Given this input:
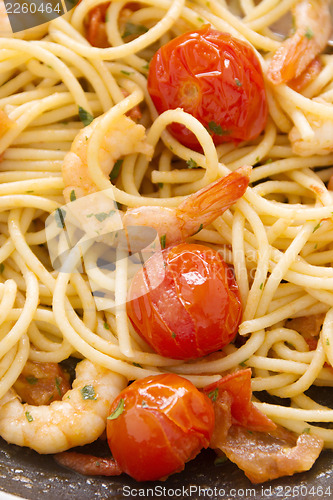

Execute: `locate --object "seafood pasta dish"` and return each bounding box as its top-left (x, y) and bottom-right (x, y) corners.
top-left (0, 0), bottom-right (333, 485)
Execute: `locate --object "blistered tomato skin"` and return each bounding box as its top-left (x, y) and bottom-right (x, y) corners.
top-left (127, 243), bottom-right (242, 360)
top-left (147, 25), bottom-right (268, 150)
top-left (106, 374), bottom-right (215, 481)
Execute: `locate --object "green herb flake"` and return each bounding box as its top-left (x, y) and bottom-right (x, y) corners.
top-left (248, 430), bottom-right (253, 435)
top-left (55, 377), bottom-right (62, 397)
top-left (133, 362), bottom-right (142, 368)
top-left (171, 331), bottom-right (176, 339)
top-left (314, 243), bottom-right (318, 249)
top-left (121, 70), bottom-right (132, 76)
top-left (239, 358), bottom-right (249, 367)
top-left (81, 385), bottom-right (96, 400)
top-left (0, 263), bottom-right (4, 274)
top-left (259, 282), bottom-right (263, 290)
top-left (122, 22), bottom-right (148, 39)
top-left (197, 17), bottom-right (204, 22)
top-left (255, 156), bottom-right (260, 163)
top-left (142, 62), bottom-right (149, 70)
top-left (235, 78), bottom-right (242, 87)
top-left (303, 427), bottom-right (311, 434)
top-left (305, 27), bottom-right (313, 39)
top-left (313, 222), bottom-right (321, 232)
top-left (110, 159), bottom-right (123, 181)
top-left (208, 388), bottom-right (218, 402)
top-left (95, 461), bottom-right (101, 467)
top-left (26, 190), bottom-right (34, 194)
top-left (25, 411), bottom-right (33, 422)
top-left (26, 375), bottom-right (38, 385)
top-left (192, 223), bottom-right (203, 236)
top-left (141, 400), bottom-right (149, 408)
top-left (326, 338), bottom-right (330, 345)
top-left (107, 398), bottom-right (125, 420)
top-left (87, 209), bottom-right (115, 222)
top-left (158, 182), bottom-right (164, 189)
top-left (187, 158), bottom-right (198, 169)
top-left (265, 158), bottom-right (273, 164)
top-left (160, 234), bottom-right (166, 249)
top-left (70, 190), bottom-right (76, 202)
top-left (104, 322), bottom-right (110, 330)
top-left (78, 106), bottom-right (94, 126)
top-left (55, 208), bottom-right (66, 229)
top-left (214, 455), bottom-right (228, 466)
top-left (208, 121), bottom-right (228, 136)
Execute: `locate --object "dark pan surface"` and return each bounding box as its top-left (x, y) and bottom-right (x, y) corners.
top-left (0, 386), bottom-right (332, 499)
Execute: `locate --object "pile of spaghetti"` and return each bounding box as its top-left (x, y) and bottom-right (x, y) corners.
top-left (0, 0), bottom-right (333, 484)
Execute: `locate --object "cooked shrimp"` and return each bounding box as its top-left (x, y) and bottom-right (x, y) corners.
top-left (123, 166), bottom-right (251, 247)
top-left (62, 114), bottom-right (153, 202)
top-left (289, 108), bottom-right (333, 156)
top-left (0, 360), bottom-right (127, 453)
top-left (62, 115), bottom-right (250, 246)
top-left (267, 0), bottom-right (332, 85)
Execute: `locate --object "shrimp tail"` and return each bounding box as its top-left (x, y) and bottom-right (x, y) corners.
top-left (177, 165), bottom-right (251, 226)
top-left (267, 0), bottom-right (332, 85)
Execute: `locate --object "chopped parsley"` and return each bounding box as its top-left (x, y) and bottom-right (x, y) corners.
top-left (55, 377), bottom-right (62, 397)
top-left (120, 70), bottom-right (132, 76)
top-left (26, 375), bottom-right (38, 385)
top-left (87, 210), bottom-right (115, 222)
top-left (187, 158), bottom-right (198, 169)
top-left (158, 183), bottom-right (164, 189)
top-left (197, 17), bottom-right (204, 22)
top-left (208, 388), bottom-right (218, 402)
top-left (55, 208), bottom-right (66, 229)
top-left (160, 234), bottom-right (166, 249)
top-left (171, 331), bottom-right (176, 339)
top-left (239, 359), bottom-right (249, 367)
top-left (265, 158), bottom-right (273, 164)
top-left (214, 456), bottom-right (228, 466)
top-left (109, 159), bottom-right (123, 181)
top-left (70, 190), bottom-right (76, 202)
top-left (107, 398), bottom-right (124, 420)
top-left (0, 263), bottom-right (4, 274)
top-left (133, 362), bottom-right (142, 368)
top-left (122, 22), bottom-right (148, 39)
top-left (259, 282), bottom-right (263, 290)
top-left (78, 106), bottom-right (94, 126)
top-left (313, 222), bottom-right (321, 233)
top-left (303, 427), bottom-right (311, 434)
top-left (208, 121), bottom-right (229, 136)
top-left (305, 27), bottom-right (313, 39)
top-left (142, 62), bottom-right (149, 70)
top-left (235, 78), bottom-right (242, 87)
top-left (326, 338), bottom-right (330, 346)
top-left (25, 411), bottom-right (33, 422)
top-left (104, 322), bottom-right (110, 330)
top-left (81, 385), bottom-right (96, 400)
top-left (192, 223), bottom-right (203, 236)
top-left (141, 400), bottom-right (149, 407)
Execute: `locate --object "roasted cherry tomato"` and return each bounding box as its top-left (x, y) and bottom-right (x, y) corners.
top-left (147, 25), bottom-right (268, 150)
top-left (127, 243), bottom-right (242, 360)
top-left (106, 373), bottom-right (214, 481)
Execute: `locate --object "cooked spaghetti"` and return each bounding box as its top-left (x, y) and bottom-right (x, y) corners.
top-left (0, 0), bottom-right (333, 481)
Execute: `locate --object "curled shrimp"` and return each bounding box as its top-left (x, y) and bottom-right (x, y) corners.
top-left (0, 360), bottom-right (127, 453)
top-left (267, 0), bottom-right (332, 85)
top-left (289, 102), bottom-right (333, 156)
top-left (62, 114), bottom-right (251, 246)
top-left (62, 114), bottom-right (153, 202)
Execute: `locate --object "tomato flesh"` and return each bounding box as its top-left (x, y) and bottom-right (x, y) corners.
top-left (148, 25), bottom-right (268, 150)
top-left (127, 243), bottom-right (242, 360)
top-left (106, 373), bottom-right (214, 481)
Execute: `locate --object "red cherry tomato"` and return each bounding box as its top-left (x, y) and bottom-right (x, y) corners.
top-left (106, 373), bottom-right (214, 481)
top-left (127, 243), bottom-right (242, 360)
top-left (147, 25), bottom-right (268, 150)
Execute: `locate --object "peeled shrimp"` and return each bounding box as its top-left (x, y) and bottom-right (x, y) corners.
top-left (267, 0), bottom-right (332, 85)
top-left (0, 360), bottom-right (126, 453)
top-left (62, 114), bottom-right (251, 246)
top-left (289, 106), bottom-right (333, 155)
top-left (62, 114), bottom-right (153, 202)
